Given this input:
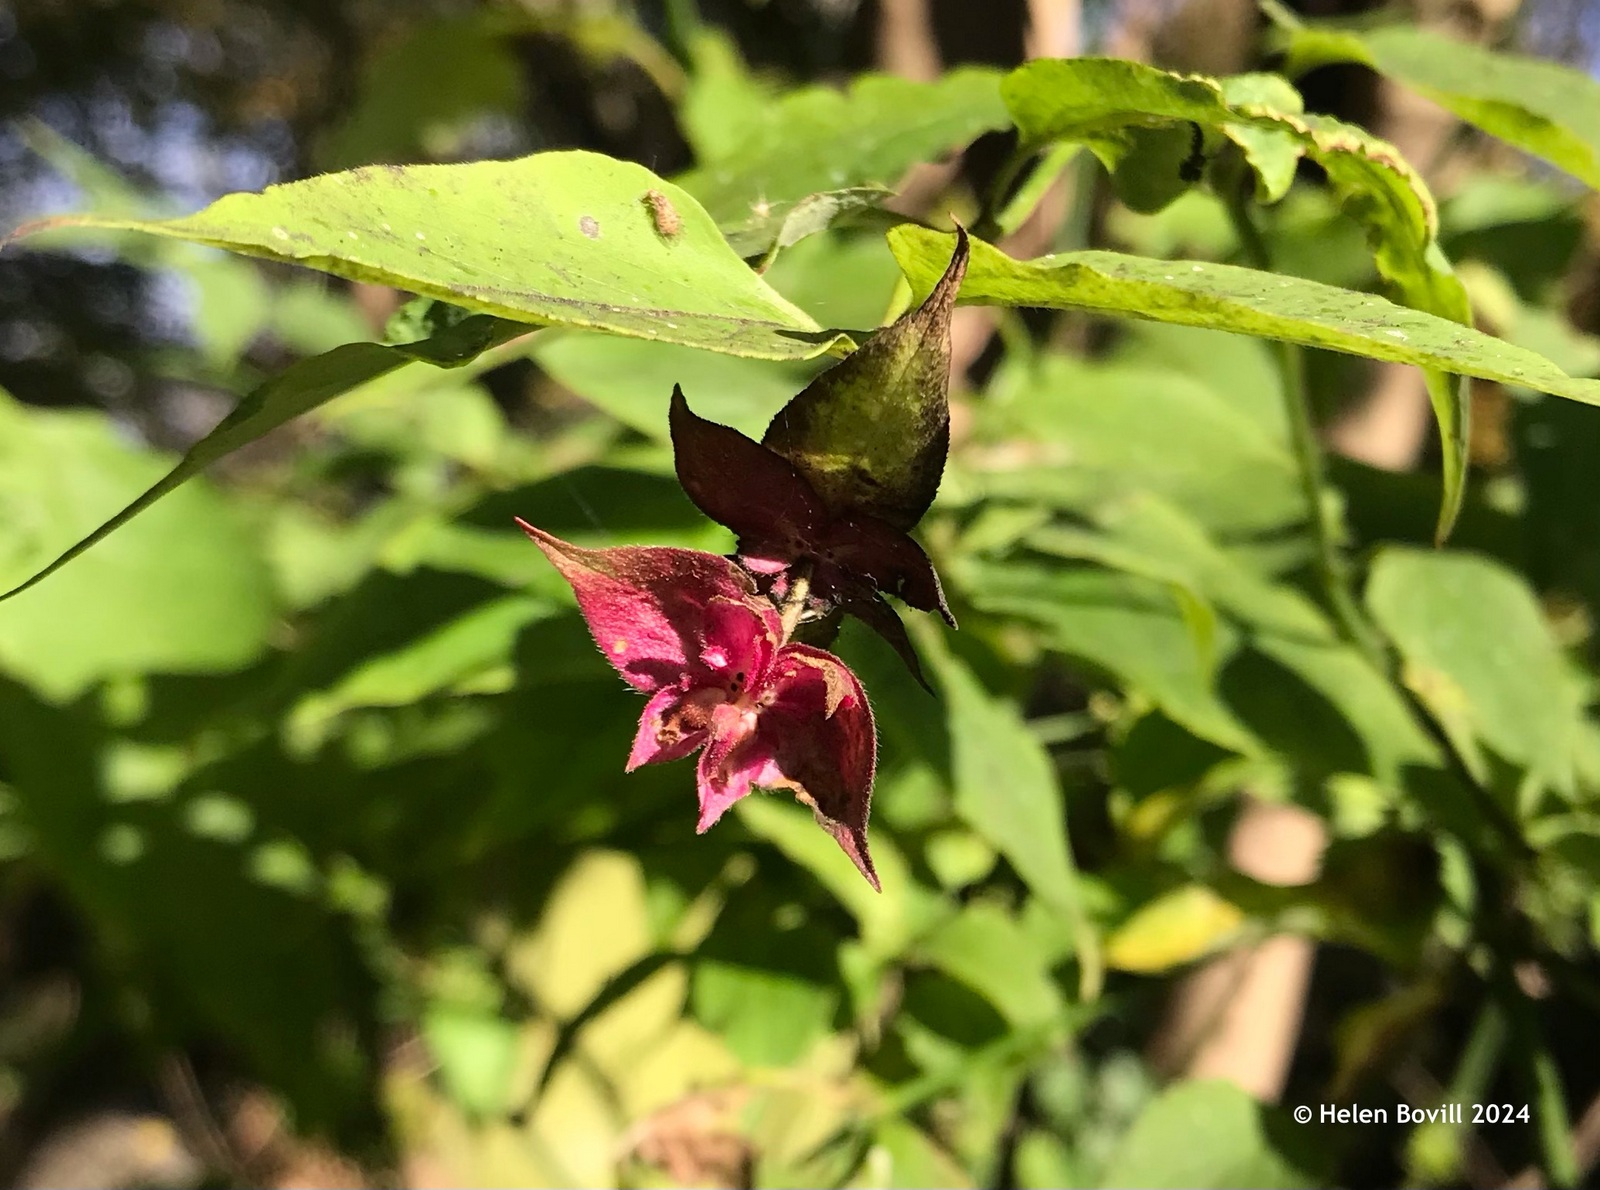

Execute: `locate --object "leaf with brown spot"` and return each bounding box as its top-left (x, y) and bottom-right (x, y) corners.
top-left (7, 150), bottom-right (845, 362)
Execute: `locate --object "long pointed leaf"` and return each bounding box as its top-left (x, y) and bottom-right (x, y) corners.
top-left (0, 316), bottom-right (525, 604)
top-left (889, 227), bottom-right (1600, 407)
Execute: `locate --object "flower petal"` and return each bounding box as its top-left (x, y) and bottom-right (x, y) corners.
top-left (700, 596), bottom-right (781, 693)
top-left (670, 386), bottom-right (827, 559)
top-left (517, 521), bottom-right (763, 692)
top-left (627, 684), bottom-right (717, 772)
top-left (750, 645), bottom-right (879, 890)
top-left (821, 513), bottom-right (955, 627)
top-left (695, 701), bottom-right (763, 832)
top-left (842, 594), bottom-right (933, 694)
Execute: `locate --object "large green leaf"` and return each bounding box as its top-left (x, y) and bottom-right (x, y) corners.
top-left (1366, 548), bottom-right (1587, 792)
top-left (11, 150), bottom-right (841, 360)
top-left (889, 228), bottom-right (1600, 407)
top-left (0, 393), bottom-right (274, 699)
top-left (532, 331), bottom-right (814, 440)
top-left (1279, 21), bottom-right (1600, 191)
top-left (676, 68), bottom-right (1009, 229)
top-left (1100, 1080), bottom-right (1319, 1188)
top-left (1000, 56), bottom-right (1472, 540)
top-left (0, 315), bottom-right (525, 605)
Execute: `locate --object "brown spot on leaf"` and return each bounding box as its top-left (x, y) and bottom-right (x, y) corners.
top-left (578, 215), bottom-right (601, 239)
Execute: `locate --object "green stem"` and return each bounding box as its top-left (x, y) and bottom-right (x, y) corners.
top-left (1227, 188), bottom-right (1532, 857)
top-left (973, 140), bottom-right (1036, 242)
top-left (1225, 192), bottom-right (1385, 666)
top-left (1504, 976), bottom-right (1580, 1188)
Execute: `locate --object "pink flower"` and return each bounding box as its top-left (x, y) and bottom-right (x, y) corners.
top-left (517, 520), bottom-right (879, 889)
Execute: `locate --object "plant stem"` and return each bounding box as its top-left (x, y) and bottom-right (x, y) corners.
top-left (1224, 192), bottom-right (1386, 666)
top-left (1226, 189), bottom-right (1533, 858)
top-left (779, 561), bottom-right (814, 642)
top-left (973, 140), bottom-right (1036, 242)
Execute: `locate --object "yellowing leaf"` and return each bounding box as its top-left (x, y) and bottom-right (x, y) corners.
top-left (1106, 884), bottom-right (1245, 973)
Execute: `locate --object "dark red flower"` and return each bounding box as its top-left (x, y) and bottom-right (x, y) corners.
top-left (518, 520), bottom-right (879, 889)
top-left (669, 387), bottom-right (952, 687)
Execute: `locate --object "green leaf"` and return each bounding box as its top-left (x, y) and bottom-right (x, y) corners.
top-left (971, 351), bottom-right (1303, 538)
top-left (676, 68), bottom-right (1010, 228)
top-left (12, 150), bottom-right (840, 361)
top-left (1366, 548), bottom-right (1586, 792)
top-left (1031, 491), bottom-right (1329, 641)
top-left (532, 331), bottom-right (815, 441)
top-left (1218, 73), bottom-right (1307, 203)
top-left (889, 228), bottom-right (1600, 407)
top-left (1000, 56), bottom-right (1473, 540)
top-left (960, 560), bottom-right (1254, 754)
top-left (735, 797), bottom-right (935, 958)
top-left (678, 28), bottom-right (774, 162)
top-left (288, 595), bottom-right (553, 737)
top-left (316, 17), bottom-right (523, 170)
top-left (422, 1006), bottom-right (521, 1118)
top-left (915, 902), bottom-right (1065, 1026)
top-left (1100, 1080), bottom-right (1319, 1188)
top-left (0, 394), bottom-right (274, 699)
top-left (720, 186), bottom-right (896, 261)
top-left (924, 639), bottom-right (1100, 997)
top-left (1279, 22), bottom-right (1600, 190)
top-left (0, 315), bottom-right (524, 605)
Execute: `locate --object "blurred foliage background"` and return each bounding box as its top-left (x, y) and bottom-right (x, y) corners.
top-left (3, 0), bottom-right (1600, 1186)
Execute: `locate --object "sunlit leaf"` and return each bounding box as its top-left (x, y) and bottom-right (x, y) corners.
top-left (1105, 884), bottom-right (1245, 973)
top-left (11, 150), bottom-right (842, 360)
top-left (0, 393), bottom-right (274, 698)
top-left (1279, 20), bottom-right (1600, 190)
top-left (1000, 56), bottom-right (1472, 540)
top-left (890, 228), bottom-right (1600, 407)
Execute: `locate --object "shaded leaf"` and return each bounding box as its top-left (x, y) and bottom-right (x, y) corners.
top-left (925, 639), bottom-right (1100, 996)
top-left (1366, 548), bottom-right (1585, 791)
top-left (316, 16), bottom-right (523, 170)
top-left (961, 560), bottom-right (1254, 753)
top-left (1100, 1080), bottom-right (1320, 1188)
top-left (915, 902), bottom-right (1064, 1026)
top-left (677, 69), bottom-right (1009, 228)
